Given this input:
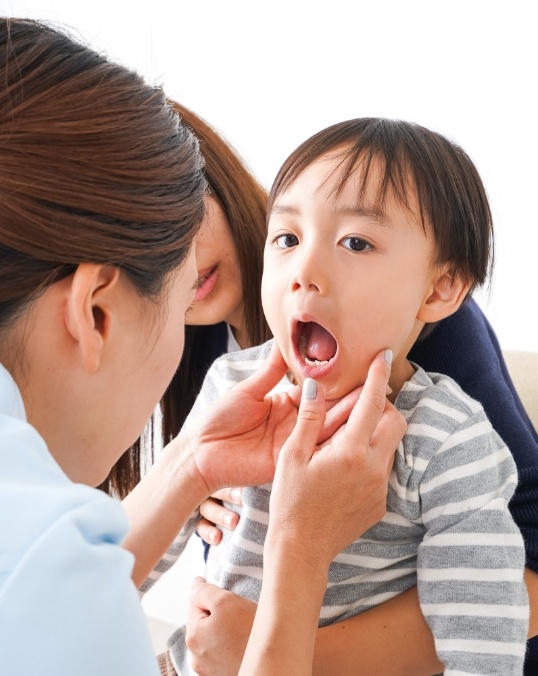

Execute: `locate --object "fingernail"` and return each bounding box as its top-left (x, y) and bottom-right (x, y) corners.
top-left (384, 349), bottom-right (393, 365)
top-left (302, 378), bottom-right (317, 400)
top-left (386, 385), bottom-right (393, 395)
top-left (230, 487), bottom-right (242, 503)
top-left (222, 512), bottom-right (234, 527)
top-left (190, 576), bottom-right (206, 597)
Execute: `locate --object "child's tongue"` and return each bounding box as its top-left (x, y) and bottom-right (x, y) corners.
top-left (303, 322), bottom-right (337, 361)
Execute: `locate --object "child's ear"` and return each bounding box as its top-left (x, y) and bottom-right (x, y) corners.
top-left (417, 268), bottom-right (471, 324)
top-left (65, 264), bottom-right (121, 373)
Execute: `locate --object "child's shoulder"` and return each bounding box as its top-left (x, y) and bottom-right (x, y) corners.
top-left (397, 364), bottom-right (486, 430)
top-left (209, 339), bottom-right (275, 385)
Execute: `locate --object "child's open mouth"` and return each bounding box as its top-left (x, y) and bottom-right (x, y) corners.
top-left (294, 320), bottom-right (338, 375)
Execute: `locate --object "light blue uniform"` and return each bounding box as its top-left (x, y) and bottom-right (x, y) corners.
top-left (0, 364), bottom-right (159, 676)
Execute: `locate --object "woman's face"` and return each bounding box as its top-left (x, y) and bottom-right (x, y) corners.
top-left (13, 251), bottom-right (198, 486)
top-left (187, 196), bottom-right (244, 332)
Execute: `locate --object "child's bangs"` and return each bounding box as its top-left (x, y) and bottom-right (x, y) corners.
top-left (268, 122), bottom-right (428, 231)
top-left (327, 144), bottom-right (425, 227)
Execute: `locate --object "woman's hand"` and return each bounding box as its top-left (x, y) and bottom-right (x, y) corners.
top-left (182, 341), bottom-right (365, 498)
top-left (266, 349), bottom-right (405, 570)
top-left (187, 349), bottom-right (407, 676)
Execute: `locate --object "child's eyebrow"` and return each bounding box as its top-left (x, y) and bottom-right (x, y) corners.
top-left (270, 204), bottom-right (388, 223)
top-left (333, 205), bottom-right (390, 226)
top-left (269, 204), bottom-right (299, 216)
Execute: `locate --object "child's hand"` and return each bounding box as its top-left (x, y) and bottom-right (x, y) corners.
top-left (196, 488), bottom-right (242, 545)
top-left (186, 577), bottom-right (255, 676)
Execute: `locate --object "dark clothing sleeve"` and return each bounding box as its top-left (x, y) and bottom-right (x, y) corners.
top-left (409, 298), bottom-right (538, 671)
top-left (409, 298), bottom-right (538, 570)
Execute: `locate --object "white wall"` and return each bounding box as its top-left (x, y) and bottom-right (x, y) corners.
top-left (3, 0), bottom-right (537, 352)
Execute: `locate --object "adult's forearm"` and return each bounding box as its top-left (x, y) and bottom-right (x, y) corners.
top-left (121, 435), bottom-right (208, 587)
top-left (526, 568), bottom-right (538, 638)
top-left (239, 544), bottom-right (328, 676)
top-left (312, 567), bottom-right (538, 675)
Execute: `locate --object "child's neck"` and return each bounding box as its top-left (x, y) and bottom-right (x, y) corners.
top-left (387, 358), bottom-right (416, 404)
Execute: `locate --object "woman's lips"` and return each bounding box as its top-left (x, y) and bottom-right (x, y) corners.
top-left (194, 265), bottom-right (218, 302)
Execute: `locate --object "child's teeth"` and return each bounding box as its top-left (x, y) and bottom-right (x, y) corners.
top-left (298, 334), bottom-right (331, 366)
top-left (303, 355), bottom-right (329, 367)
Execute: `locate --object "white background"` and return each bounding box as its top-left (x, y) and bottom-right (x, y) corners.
top-left (3, 0), bottom-right (537, 627)
top-left (3, 0), bottom-right (538, 352)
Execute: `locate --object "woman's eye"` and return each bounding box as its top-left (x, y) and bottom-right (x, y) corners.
top-left (275, 233), bottom-right (299, 249)
top-left (340, 237), bottom-right (373, 252)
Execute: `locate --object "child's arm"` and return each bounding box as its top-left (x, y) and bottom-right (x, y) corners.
top-left (409, 297), bottom-right (538, 576)
top-left (123, 343), bottom-right (276, 588)
top-left (414, 408), bottom-right (528, 675)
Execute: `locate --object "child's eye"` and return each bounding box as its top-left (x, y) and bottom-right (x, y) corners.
top-left (340, 236), bottom-right (373, 252)
top-left (275, 233), bottom-right (299, 249)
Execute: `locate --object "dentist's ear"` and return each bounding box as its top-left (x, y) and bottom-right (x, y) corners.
top-left (65, 264), bottom-right (121, 373)
top-left (417, 269), bottom-right (471, 324)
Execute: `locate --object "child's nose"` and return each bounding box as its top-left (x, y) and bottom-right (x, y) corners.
top-left (291, 250), bottom-right (327, 294)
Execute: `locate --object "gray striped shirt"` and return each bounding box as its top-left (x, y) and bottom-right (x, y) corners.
top-left (145, 340), bottom-right (529, 675)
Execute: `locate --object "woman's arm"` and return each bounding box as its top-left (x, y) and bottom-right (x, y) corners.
top-left (239, 351), bottom-right (405, 675)
top-left (187, 569), bottom-right (538, 676)
top-left (122, 342), bottom-right (292, 585)
top-left (122, 341), bottom-right (375, 587)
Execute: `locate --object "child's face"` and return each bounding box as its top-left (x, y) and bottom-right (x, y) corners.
top-left (262, 150), bottom-right (440, 400)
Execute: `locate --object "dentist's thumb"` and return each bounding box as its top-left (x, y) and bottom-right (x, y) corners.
top-left (280, 378), bottom-right (326, 464)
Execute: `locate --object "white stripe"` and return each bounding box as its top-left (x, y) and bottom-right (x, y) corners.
top-left (406, 422), bottom-right (450, 442)
top-left (389, 472), bottom-right (419, 502)
top-left (160, 550), bottom-right (181, 563)
top-left (422, 532), bottom-right (524, 547)
top-left (242, 506), bottom-right (270, 526)
top-left (216, 558), bottom-right (263, 579)
top-left (421, 603), bottom-right (529, 619)
top-left (234, 535), bottom-right (264, 556)
top-left (414, 397), bottom-right (469, 423)
top-left (421, 447), bottom-right (514, 494)
top-left (449, 672), bottom-right (497, 676)
top-left (422, 485), bottom-right (515, 523)
top-left (334, 551), bottom-right (412, 568)
top-left (319, 590), bottom-right (401, 619)
top-left (419, 567), bottom-right (524, 582)
top-left (436, 638), bottom-right (526, 657)
top-left (401, 380), bottom-right (426, 393)
top-left (327, 567), bottom-right (417, 587)
top-left (217, 357), bottom-right (266, 371)
top-left (437, 420), bottom-right (497, 453)
top-left (380, 510), bottom-right (418, 528)
top-left (208, 369), bottom-right (239, 394)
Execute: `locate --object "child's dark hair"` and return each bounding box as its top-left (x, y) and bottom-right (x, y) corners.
top-left (268, 118), bottom-right (493, 294)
